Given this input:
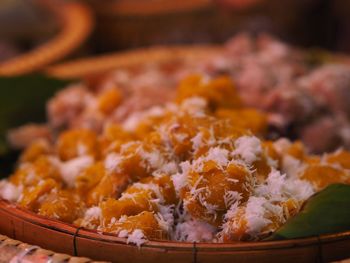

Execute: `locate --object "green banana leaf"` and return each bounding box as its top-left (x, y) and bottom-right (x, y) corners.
top-left (0, 74), bottom-right (72, 177)
top-left (268, 184), bottom-right (350, 240)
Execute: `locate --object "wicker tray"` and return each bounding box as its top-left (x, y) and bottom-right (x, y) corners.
top-left (0, 0), bottom-right (93, 76)
top-left (4, 45), bottom-right (350, 262)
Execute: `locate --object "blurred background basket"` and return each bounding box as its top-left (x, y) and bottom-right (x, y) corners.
top-left (85, 0), bottom-right (341, 53)
top-left (46, 44), bottom-right (222, 78)
top-left (0, 0), bottom-right (93, 76)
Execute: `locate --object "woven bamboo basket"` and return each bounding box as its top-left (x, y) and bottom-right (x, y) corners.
top-left (0, 233), bottom-right (103, 262)
top-left (0, 0), bottom-right (93, 76)
top-left (2, 45), bottom-right (350, 262)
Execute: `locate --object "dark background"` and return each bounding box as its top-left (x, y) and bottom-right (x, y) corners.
top-left (1, 0), bottom-right (350, 63)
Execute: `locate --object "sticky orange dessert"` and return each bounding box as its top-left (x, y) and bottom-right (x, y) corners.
top-left (1, 75), bottom-right (350, 246)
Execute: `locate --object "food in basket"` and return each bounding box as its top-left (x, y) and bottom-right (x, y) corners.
top-left (1, 73), bottom-right (350, 246)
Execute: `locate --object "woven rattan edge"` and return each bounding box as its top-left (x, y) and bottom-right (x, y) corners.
top-left (0, 234), bottom-right (107, 263)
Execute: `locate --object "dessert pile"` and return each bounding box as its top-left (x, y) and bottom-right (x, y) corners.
top-left (1, 75), bottom-right (350, 246)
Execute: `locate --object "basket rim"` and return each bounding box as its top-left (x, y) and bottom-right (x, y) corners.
top-left (1, 198), bottom-right (349, 251)
top-left (46, 45), bottom-right (224, 79)
top-left (0, 0), bottom-right (93, 76)
top-left (46, 44), bottom-right (350, 80)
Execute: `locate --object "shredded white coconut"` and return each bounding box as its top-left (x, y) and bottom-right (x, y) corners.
top-left (282, 155), bottom-right (304, 179)
top-left (191, 132), bottom-right (203, 152)
top-left (126, 229), bottom-right (147, 247)
top-left (104, 153), bottom-right (122, 173)
top-left (85, 206), bottom-right (102, 219)
top-left (254, 170), bottom-right (286, 199)
top-left (139, 148), bottom-right (166, 171)
top-left (224, 201), bottom-right (240, 220)
top-left (172, 161), bottom-right (191, 194)
top-left (0, 181), bottom-right (22, 202)
top-left (223, 190), bottom-right (242, 209)
top-left (80, 206), bottom-right (102, 228)
top-left (118, 229), bottom-right (129, 238)
top-left (245, 196), bottom-right (272, 235)
top-left (77, 143), bottom-right (88, 156)
top-left (60, 156), bottom-right (94, 187)
top-left (233, 136), bottom-right (262, 165)
top-left (122, 113), bottom-right (143, 132)
top-left (179, 97), bottom-right (207, 117)
top-left (156, 205), bottom-right (175, 233)
top-left (284, 179), bottom-right (314, 201)
top-left (273, 138), bottom-right (292, 155)
top-left (174, 218), bottom-right (216, 242)
top-left (204, 147), bottom-right (229, 167)
top-left (158, 161), bottom-right (178, 175)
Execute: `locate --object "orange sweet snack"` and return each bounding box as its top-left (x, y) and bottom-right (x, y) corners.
top-left (38, 189), bottom-right (83, 223)
top-left (86, 173), bottom-right (129, 206)
top-left (75, 162), bottom-right (106, 196)
top-left (176, 75), bottom-right (241, 109)
top-left (215, 108), bottom-right (267, 135)
top-left (97, 88), bottom-right (122, 115)
top-left (139, 175), bottom-right (177, 205)
top-left (325, 150), bottom-right (350, 170)
top-left (100, 191), bottom-right (157, 228)
top-left (18, 178), bottom-right (59, 211)
top-left (182, 160), bottom-right (253, 225)
top-left (20, 139), bottom-right (52, 163)
top-left (10, 156), bottom-right (61, 187)
top-left (300, 164), bottom-right (350, 191)
top-left (220, 197), bottom-right (300, 241)
top-left (103, 211), bottom-right (166, 241)
top-left (99, 124), bottom-right (134, 156)
top-left (57, 129), bottom-right (98, 161)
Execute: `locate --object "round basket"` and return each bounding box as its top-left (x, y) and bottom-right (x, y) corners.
top-left (5, 45), bottom-right (349, 262)
top-left (0, 0), bottom-right (93, 76)
top-left (46, 45), bottom-right (223, 78)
